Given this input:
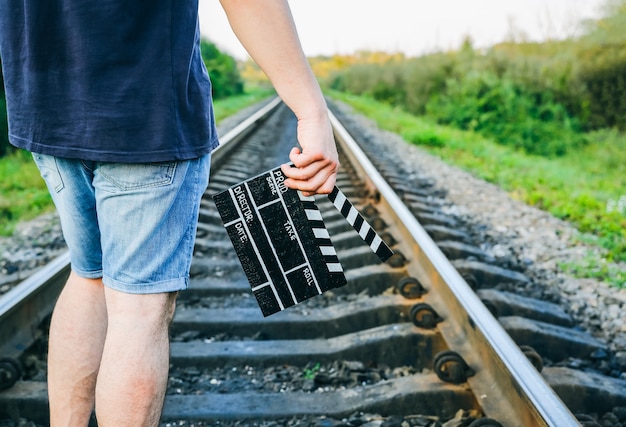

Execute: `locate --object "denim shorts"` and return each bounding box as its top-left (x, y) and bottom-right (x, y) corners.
top-left (32, 153), bottom-right (211, 294)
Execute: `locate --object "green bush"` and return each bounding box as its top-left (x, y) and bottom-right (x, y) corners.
top-left (571, 0), bottom-right (626, 130)
top-left (200, 40), bottom-right (244, 99)
top-left (578, 48), bottom-right (626, 130)
top-left (401, 53), bottom-right (458, 115)
top-left (425, 72), bottom-right (586, 156)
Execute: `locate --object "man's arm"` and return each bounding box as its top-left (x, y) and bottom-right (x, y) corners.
top-left (218, 0), bottom-right (338, 195)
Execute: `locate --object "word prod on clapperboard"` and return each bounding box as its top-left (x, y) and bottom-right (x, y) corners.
top-left (213, 166), bottom-right (393, 317)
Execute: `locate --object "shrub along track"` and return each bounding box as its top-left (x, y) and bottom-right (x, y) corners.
top-left (0, 99), bottom-right (625, 427)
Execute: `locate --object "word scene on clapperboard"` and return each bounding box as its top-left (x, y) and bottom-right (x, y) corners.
top-left (213, 166), bottom-right (393, 317)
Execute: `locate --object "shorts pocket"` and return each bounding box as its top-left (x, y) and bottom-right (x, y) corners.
top-left (99, 162), bottom-right (178, 191)
top-left (32, 153), bottom-right (64, 193)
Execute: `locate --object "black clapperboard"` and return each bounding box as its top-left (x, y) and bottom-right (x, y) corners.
top-left (212, 166), bottom-right (393, 316)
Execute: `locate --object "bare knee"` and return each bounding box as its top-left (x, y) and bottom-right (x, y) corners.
top-left (104, 288), bottom-right (178, 328)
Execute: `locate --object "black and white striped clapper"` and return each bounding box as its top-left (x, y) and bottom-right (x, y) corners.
top-left (212, 166), bottom-right (347, 316)
top-left (327, 186), bottom-right (394, 262)
top-left (212, 166), bottom-right (393, 317)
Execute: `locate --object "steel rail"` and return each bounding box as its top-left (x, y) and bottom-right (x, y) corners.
top-left (0, 252), bottom-right (70, 359)
top-left (328, 108), bottom-right (581, 427)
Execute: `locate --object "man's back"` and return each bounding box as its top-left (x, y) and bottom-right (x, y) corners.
top-left (0, 0), bottom-right (218, 162)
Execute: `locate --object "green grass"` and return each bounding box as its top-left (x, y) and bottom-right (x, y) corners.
top-left (0, 149), bottom-right (52, 235)
top-left (329, 90), bottom-right (626, 287)
top-left (0, 87), bottom-right (275, 237)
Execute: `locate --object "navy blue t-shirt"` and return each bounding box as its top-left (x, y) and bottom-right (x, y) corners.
top-left (0, 1), bottom-right (219, 162)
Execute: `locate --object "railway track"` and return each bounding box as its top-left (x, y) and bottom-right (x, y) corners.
top-left (1, 98), bottom-right (626, 427)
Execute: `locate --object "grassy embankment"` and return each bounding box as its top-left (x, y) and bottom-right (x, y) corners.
top-left (0, 88), bottom-right (273, 237)
top-left (329, 90), bottom-right (626, 287)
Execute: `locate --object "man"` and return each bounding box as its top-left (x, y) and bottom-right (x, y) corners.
top-left (0, 1), bottom-right (338, 425)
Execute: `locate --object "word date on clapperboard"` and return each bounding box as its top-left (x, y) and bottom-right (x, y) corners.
top-left (213, 166), bottom-right (393, 317)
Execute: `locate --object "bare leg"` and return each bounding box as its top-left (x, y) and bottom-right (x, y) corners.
top-left (94, 287), bottom-right (177, 427)
top-left (48, 272), bottom-right (107, 426)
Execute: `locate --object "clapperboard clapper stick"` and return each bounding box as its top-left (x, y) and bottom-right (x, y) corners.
top-left (212, 166), bottom-right (393, 317)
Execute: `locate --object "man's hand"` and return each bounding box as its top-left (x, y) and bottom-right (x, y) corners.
top-left (280, 113), bottom-right (339, 196)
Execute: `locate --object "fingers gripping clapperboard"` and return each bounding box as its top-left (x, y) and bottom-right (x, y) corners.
top-left (212, 166), bottom-right (394, 317)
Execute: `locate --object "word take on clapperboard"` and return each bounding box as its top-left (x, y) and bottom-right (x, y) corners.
top-left (213, 165), bottom-right (393, 316)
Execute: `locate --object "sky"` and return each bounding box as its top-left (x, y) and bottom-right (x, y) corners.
top-left (198, 0), bottom-right (607, 60)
